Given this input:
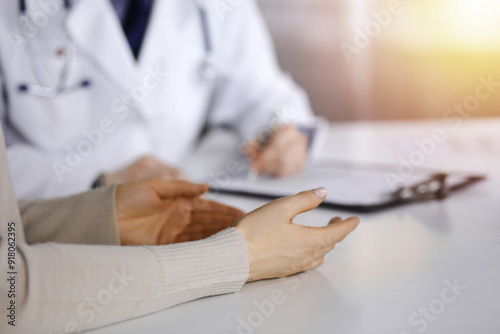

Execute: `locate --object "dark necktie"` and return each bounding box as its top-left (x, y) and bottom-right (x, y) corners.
top-left (123, 0), bottom-right (155, 59)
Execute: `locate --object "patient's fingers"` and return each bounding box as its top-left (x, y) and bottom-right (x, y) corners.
top-left (321, 217), bottom-right (360, 245)
top-left (190, 212), bottom-right (241, 227)
top-left (328, 217), bottom-right (343, 225)
top-left (152, 180), bottom-right (209, 199)
top-left (192, 199), bottom-right (245, 218)
top-left (269, 188), bottom-right (327, 220)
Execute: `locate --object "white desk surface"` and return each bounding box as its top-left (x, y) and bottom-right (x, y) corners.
top-left (90, 118), bottom-right (500, 334)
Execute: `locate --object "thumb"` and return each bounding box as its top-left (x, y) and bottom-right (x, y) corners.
top-left (272, 187), bottom-right (328, 219)
top-left (149, 179), bottom-right (209, 199)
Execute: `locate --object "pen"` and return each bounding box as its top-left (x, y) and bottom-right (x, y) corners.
top-left (246, 107), bottom-right (289, 182)
top-left (245, 123), bottom-right (280, 183)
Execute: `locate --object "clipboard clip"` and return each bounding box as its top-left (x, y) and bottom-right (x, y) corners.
top-left (392, 173), bottom-right (449, 202)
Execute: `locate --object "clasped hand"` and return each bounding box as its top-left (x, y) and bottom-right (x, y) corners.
top-left (115, 179), bottom-right (244, 246)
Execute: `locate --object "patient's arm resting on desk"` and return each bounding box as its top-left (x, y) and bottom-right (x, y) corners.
top-left (2, 189), bottom-right (358, 334)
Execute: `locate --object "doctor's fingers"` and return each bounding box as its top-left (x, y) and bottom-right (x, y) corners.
top-left (252, 136), bottom-right (302, 176)
top-left (244, 126), bottom-right (287, 165)
top-left (242, 140), bottom-right (261, 162)
top-left (129, 156), bottom-right (190, 181)
top-left (249, 137), bottom-right (285, 173)
top-left (153, 165), bottom-right (190, 181)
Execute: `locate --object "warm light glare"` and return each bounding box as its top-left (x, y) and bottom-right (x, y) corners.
top-left (389, 0), bottom-right (500, 50)
top-left (443, 0), bottom-right (500, 48)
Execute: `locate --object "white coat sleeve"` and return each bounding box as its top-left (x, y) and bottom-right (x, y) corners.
top-left (207, 0), bottom-right (317, 143)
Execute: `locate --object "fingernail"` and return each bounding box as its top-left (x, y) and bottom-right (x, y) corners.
top-left (313, 187), bottom-right (328, 198)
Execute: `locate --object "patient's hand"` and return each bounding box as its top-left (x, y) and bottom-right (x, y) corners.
top-left (234, 188), bottom-right (359, 282)
top-left (115, 179), bottom-right (244, 245)
top-left (103, 156), bottom-right (189, 185)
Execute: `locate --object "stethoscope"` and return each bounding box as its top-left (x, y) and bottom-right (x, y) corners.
top-left (196, 1), bottom-right (217, 83)
top-left (17, 0), bottom-right (217, 98)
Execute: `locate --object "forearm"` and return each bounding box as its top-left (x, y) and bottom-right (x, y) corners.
top-left (18, 185), bottom-right (120, 245)
top-left (1, 228), bottom-right (248, 334)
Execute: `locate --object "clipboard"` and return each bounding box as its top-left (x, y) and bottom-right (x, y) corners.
top-left (207, 160), bottom-right (486, 213)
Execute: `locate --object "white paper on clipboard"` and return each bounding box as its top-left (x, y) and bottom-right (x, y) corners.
top-left (207, 160), bottom-right (480, 207)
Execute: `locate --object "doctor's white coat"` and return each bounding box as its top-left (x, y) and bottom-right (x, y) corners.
top-left (0, 0), bottom-right (315, 198)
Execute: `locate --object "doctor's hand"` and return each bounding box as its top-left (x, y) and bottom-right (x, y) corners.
top-left (102, 156), bottom-right (189, 185)
top-left (244, 125), bottom-right (309, 178)
top-left (115, 179), bottom-right (245, 246)
top-left (234, 188), bottom-right (359, 282)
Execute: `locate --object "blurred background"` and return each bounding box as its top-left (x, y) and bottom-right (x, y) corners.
top-left (256, 0), bottom-right (500, 121)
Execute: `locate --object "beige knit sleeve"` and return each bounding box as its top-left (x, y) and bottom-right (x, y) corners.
top-left (17, 185), bottom-right (120, 246)
top-left (1, 228), bottom-right (248, 334)
top-left (1, 127), bottom-right (249, 334)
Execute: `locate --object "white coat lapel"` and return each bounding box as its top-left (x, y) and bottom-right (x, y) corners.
top-left (65, 0), bottom-right (140, 92)
top-left (138, 0), bottom-right (180, 67)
